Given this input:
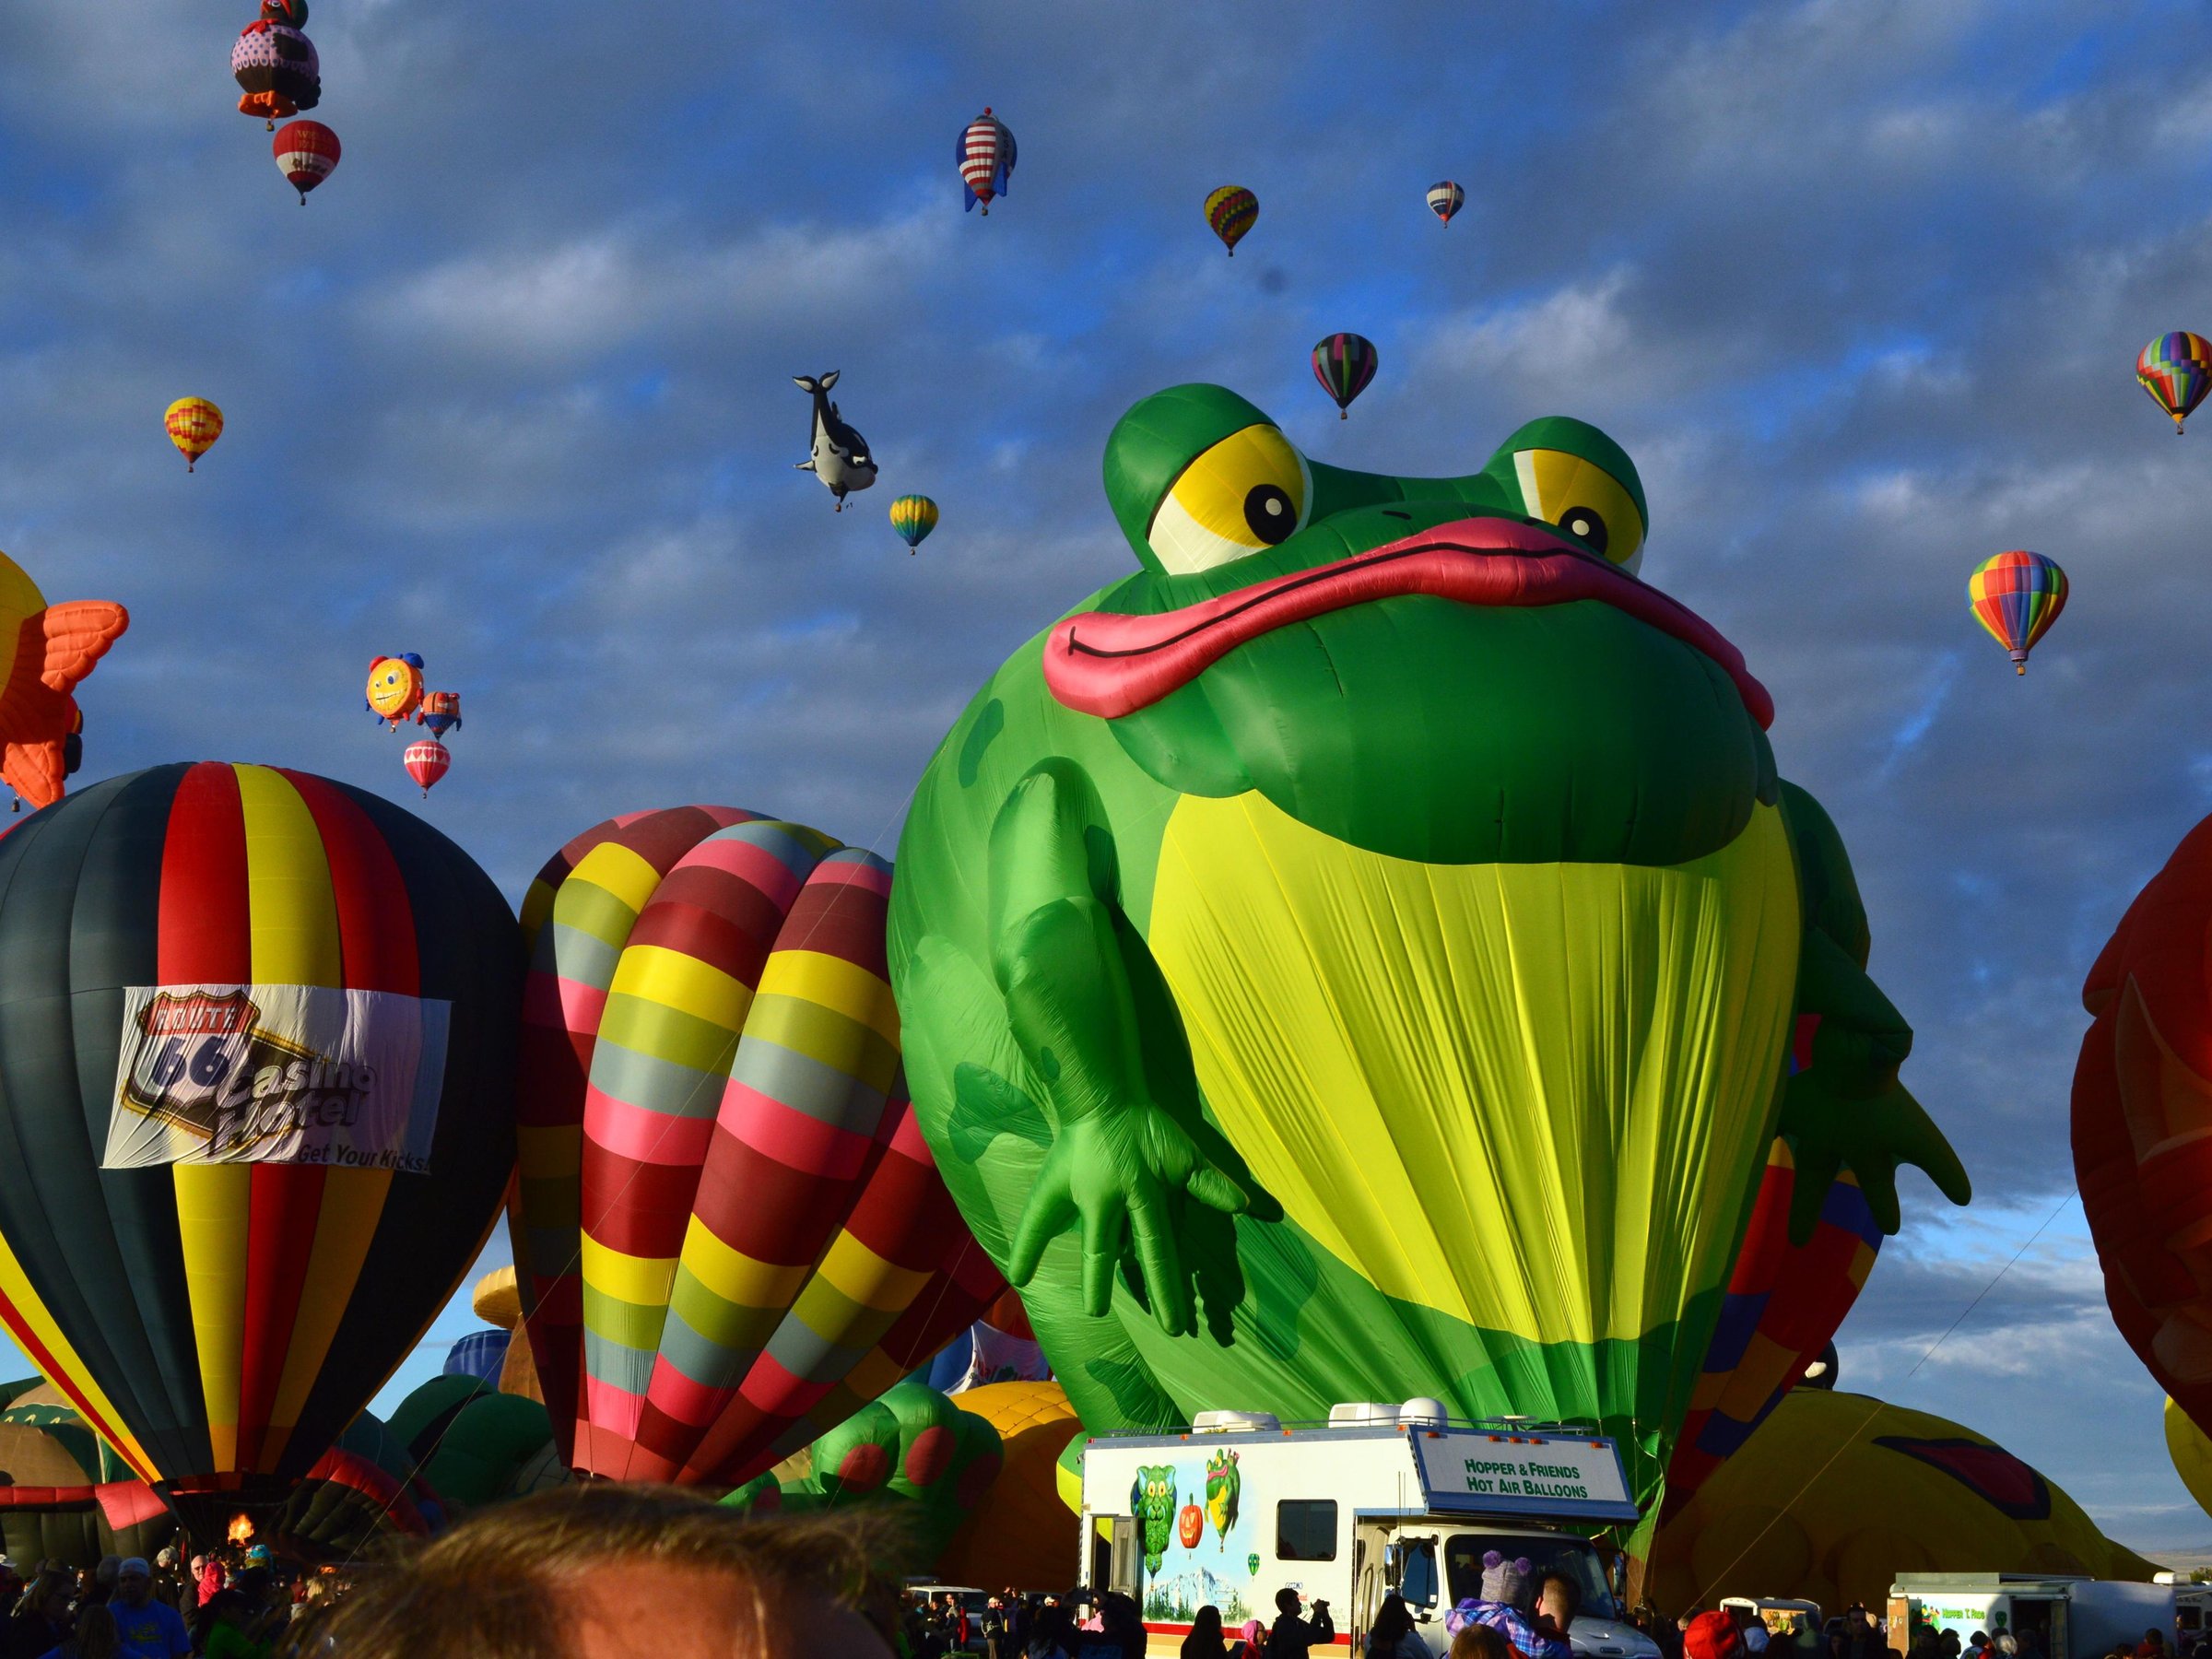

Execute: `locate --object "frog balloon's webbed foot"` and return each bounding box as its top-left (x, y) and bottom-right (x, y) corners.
top-left (990, 758), bottom-right (1249, 1335)
top-left (1780, 1067), bottom-right (1971, 1245)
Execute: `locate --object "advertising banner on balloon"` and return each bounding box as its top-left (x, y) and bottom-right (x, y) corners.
top-left (100, 983), bottom-right (450, 1172)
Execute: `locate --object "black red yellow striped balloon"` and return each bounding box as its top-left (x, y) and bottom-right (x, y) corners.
top-left (0, 763), bottom-right (520, 1524)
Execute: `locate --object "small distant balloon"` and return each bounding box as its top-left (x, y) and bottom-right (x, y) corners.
top-left (1967, 550), bottom-right (2068, 676)
top-left (403, 739), bottom-right (450, 797)
top-left (231, 1), bottom-right (320, 130)
top-left (1312, 333), bottom-right (1378, 420)
top-left (889, 495), bottom-right (939, 554)
top-left (273, 119), bottom-right (340, 204)
top-left (2138, 332), bottom-right (2212, 433)
top-left (1426, 181), bottom-right (1465, 225)
top-left (164, 399), bottom-right (223, 473)
top-left (1204, 186), bottom-right (1257, 256)
top-left (959, 109), bottom-right (1016, 216)
top-left (418, 690), bottom-right (462, 739)
top-left (366, 654), bottom-right (426, 727)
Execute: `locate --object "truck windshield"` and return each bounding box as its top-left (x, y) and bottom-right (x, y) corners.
top-left (1443, 1535), bottom-right (1618, 1623)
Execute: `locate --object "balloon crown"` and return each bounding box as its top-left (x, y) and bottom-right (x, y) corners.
top-left (260, 0), bottom-right (308, 23)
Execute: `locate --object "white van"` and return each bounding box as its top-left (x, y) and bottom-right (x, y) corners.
top-left (1077, 1400), bottom-right (1663, 1659)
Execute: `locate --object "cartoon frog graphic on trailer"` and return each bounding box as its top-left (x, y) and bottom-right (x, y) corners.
top-left (1134, 1464), bottom-right (1177, 1573)
top-left (888, 384), bottom-right (1971, 1509)
top-left (1205, 1448), bottom-right (1240, 1550)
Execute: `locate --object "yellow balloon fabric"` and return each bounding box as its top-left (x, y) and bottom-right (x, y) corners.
top-left (1650, 1389), bottom-right (2156, 1615)
top-left (935, 1381), bottom-right (1083, 1591)
top-left (2165, 1394), bottom-right (2212, 1517)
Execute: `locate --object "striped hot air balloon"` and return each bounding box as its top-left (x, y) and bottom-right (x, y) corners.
top-left (959, 109), bottom-right (1016, 216)
top-left (272, 120), bottom-right (340, 205)
top-left (1311, 332), bottom-right (1378, 420)
top-left (2138, 332), bottom-right (2212, 433)
top-left (0, 763), bottom-right (520, 1535)
top-left (509, 807), bottom-right (1003, 1486)
top-left (1204, 185), bottom-right (1257, 255)
top-left (402, 740), bottom-right (450, 797)
top-left (1426, 181), bottom-right (1465, 225)
top-left (164, 399), bottom-right (223, 473)
top-left (888, 495), bottom-right (938, 555)
top-left (1967, 549), bottom-right (2068, 676)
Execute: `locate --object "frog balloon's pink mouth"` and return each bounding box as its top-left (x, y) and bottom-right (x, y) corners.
top-left (1043, 516), bottom-right (1774, 728)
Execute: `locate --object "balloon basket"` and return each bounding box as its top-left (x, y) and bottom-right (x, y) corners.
top-left (1339, 410), bottom-right (1347, 421)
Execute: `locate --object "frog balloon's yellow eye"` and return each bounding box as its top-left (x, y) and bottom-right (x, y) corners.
top-left (1147, 423), bottom-right (1310, 574)
top-left (1513, 447), bottom-right (1647, 573)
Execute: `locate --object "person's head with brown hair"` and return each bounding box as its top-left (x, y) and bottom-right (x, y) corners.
top-left (71, 1603), bottom-right (120, 1659)
top-left (1452, 1623), bottom-right (1513, 1659)
top-left (272, 1481), bottom-right (901, 1659)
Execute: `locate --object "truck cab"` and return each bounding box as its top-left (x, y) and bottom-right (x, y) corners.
top-left (1077, 1399), bottom-right (1662, 1659)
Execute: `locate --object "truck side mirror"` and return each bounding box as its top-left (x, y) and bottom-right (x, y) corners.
top-left (1403, 1544), bottom-right (1438, 1610)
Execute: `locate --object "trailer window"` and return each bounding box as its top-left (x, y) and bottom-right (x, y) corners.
top-left (1277, 1500), bottom-right (1338, 1561)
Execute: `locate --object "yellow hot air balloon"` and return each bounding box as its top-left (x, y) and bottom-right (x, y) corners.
top-left (2166, 1396), bottom-right (2212, 1517)
top-left (164, 398), bottom-right (224, 473)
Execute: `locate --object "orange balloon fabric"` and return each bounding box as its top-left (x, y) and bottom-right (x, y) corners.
top-left (933, 1381), bottom-right (1081, 1591)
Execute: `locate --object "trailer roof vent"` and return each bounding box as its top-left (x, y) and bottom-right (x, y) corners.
top-left (1328, 1401), bottom-right (1400, 1425)
top-left (1193, 1409), bottom-right (1279, 1433)
top-left (1398, 1396), bottom-right (1448, 1427)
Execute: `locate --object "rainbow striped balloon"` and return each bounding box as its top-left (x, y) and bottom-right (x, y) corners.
top-left (2138, 331), bottom-right (2212, 432)
top-left (888, 494), bottom-right (939, 554)
top-left (1204, 185), bottom-right (1257, 255)
top-left (1967, 549), bottom-right (2068, 676)
top-left (511, 806), bottom-right (1001, 1485)
top-left (1312, 332), bottom-right (1378, 420)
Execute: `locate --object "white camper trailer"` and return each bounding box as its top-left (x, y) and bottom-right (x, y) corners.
top-left (1890, 1574), bottom-right (2176, 1659)
top-left (1077, 1401), bottom-right (1662, 1659)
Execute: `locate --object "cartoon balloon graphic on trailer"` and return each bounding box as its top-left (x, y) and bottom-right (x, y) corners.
top-left (1135, 1449), bottom-right (1260, 1630)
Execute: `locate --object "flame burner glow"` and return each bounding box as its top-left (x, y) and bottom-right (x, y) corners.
top-left (228, 1514), bottom-right (254, 1545)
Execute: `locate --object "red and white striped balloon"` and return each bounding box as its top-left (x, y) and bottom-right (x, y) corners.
top-left (272, 119), bottom-right (341, 205)
top-left (402, 739), bottom-right (450, 797)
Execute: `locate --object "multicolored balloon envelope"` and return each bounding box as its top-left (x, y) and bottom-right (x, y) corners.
top-left (164, 399), bottom-right (223, 473)
top-left (1312, 333), bottom-right (1378, 420)
top-left (403, 739), bottom-right (451, 797)
top-left (509, 806), bottom-right (1003, 1486)
top-left (272, 120), bottom-right (340, 204)
top-left (1426, 181), bottom-right (1464, 225)
top-left (1204, 185), bottom-right (1257, 255)
top-left (0, 763), bottom-right (521, 1529)
top-left (1967, 549), bottom-right (2067, 675)
top-left (889, 495), bottom-right (939, 555)
top-left (2076, 811), bottom-right (2212, 1451)
top-left (1663, 1130), bottom-right (1882, 1516)
top-left (231, 5), bottom-right (320, 126)
top-left (959, 109), bottom-right (1016, 216)
top-left (2138, 331), bottom-right (2212, 433)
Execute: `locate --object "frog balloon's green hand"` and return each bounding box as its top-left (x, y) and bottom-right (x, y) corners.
top-left (1780, 1071), bottom-right (1971, 1245)
top-left (990, 760), bottom-right (1248, 1335)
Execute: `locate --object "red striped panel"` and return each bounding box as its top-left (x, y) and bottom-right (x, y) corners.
top-left (158, 764), bottom-right (250, 980)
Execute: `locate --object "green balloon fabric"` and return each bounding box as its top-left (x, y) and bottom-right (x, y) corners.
top-left (889, 384), bottom-right (1969, 1512)
top-left (386, 1373), bottom-right (562, 1515)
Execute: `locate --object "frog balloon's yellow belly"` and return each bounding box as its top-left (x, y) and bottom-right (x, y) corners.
top-left (1146, 791), bottom-right (1802, 1353)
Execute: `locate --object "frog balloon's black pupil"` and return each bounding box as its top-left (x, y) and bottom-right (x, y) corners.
top-left (1562, 508), bottom-right (1608, 555)
top-left (1244, 484), bottom-right (1296, 545)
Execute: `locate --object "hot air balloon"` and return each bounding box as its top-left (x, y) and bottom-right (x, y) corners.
top-left (508, 806), bottom-right (1004, 1488)
top-left (1204, 186), bottom-right (1257, 255)
top-left (2137, 332), bottom-right (2212, 433)
top-left (1312, 333), bottom-right (1378, 420)
top-left (164, 398), bottom-right (223, 473)
top-left (2074, 812), bottom-right (2212, 1460)
top-left (366, 655), bottom-right (425, 728)
top-left (1426, 181), bottom-right (1465, 225)
top-left (418, 691), bottom-right (462, 740)
top-left (0, 549), bottom-right (126, 813)
top-left (0, 763), bottom-right (521, 1535)
top-left (273, 120), bottom-right (340, 205)
top-left (2168, 1396), bottom-right (2212, 1519)
top-left (1967, 550), bottom-right (2067, 676)
top-left (889, 495), bottom-right (939, 555)
top-left (403, 739), bottom-right (450, 797)
top-left (231, 1), bottom-right (320, 129)
top-left (959, 109), bottom-right (1016, 216)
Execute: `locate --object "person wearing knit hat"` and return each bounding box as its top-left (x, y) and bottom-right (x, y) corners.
top-left (1444, 1556), bottom-right (1571, 1659)
top-left (1686, 1610), bottom-right (1749, 1659)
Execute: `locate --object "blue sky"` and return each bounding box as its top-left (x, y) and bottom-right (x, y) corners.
top-left (1, 0), bottom-right (2210, 1549)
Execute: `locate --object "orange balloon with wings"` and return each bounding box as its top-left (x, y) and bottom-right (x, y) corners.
top-left (0, 551), bottom-right (127, 810)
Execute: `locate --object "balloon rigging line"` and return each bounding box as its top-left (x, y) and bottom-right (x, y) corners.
top-left (1687, 1185), bottom-right (2077, 1609)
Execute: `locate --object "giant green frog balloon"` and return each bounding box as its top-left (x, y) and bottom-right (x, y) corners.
top-left (888, 383), bottom-right (1970, 1509)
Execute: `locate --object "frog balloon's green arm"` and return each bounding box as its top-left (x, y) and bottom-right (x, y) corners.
top-left (1775, 781), bottom-right (1971, 1243)
top-left (989, 758), bottom-right (1248, 1335)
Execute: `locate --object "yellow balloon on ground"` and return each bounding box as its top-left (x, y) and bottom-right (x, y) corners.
top-left (935, 1382), bottom-right (1082, 1591)
top-left (2165, 1395), bottom-right (2212, 1517)
top-left (1649, 1389), bottom-right (2154, 1615)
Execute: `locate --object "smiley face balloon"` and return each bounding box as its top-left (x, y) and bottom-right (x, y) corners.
top-left (365, 654), bottom-right (426, 728)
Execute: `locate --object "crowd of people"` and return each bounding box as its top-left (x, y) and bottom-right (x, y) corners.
top-left (0, 1539), bottom-right (330, 1659)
